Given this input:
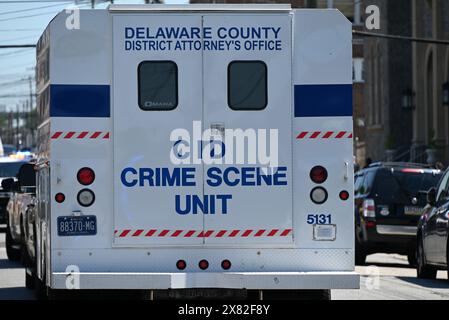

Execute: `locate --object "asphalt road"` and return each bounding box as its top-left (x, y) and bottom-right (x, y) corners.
top-left (0, 225), bottom-right (448, 300)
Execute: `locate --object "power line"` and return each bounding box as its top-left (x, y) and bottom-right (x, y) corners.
top-left (0, 94), bottom-right (36, 98)
top-left (0, 44), bottom-right (36, 48)
top-left (0, 28), bottom-right (41, 31)
top-left (0, 77), bottom-right (35, 87)
top-left (0, 48), bottom-right (29, 56)
top-left (0, 9), bottom-right (63, 22)
top-left (0, 2), bottom-right (71, 16)
top-left (0, 35), bottom-right (38, 43)
top-left (354, 30), bottom-right (449, 45)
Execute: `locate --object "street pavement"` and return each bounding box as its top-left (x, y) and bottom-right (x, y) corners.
top-left (0, 226), bottom-right (448, 300)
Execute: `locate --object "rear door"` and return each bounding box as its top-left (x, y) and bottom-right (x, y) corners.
top-left (202, 14), bottom-right (293, 246)
top-left (112, 14), bottom-right (204, 245)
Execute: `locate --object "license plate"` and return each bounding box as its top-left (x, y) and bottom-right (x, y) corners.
top-left (404, 206), bottom-right (423, 216)
top-left (57, 215), bottom-right (97, 236)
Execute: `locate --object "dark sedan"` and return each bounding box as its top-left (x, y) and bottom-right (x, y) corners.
top-left (416, 168), bottom-right (449, 280)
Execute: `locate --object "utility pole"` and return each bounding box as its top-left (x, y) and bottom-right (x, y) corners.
top-left (29, 76), bottom-right (33, 111)
top-left (15, 104), bottom-right (20, 150)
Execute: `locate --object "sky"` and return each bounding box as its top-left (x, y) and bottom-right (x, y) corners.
top-left (0, 0), bottom-right (188, 112)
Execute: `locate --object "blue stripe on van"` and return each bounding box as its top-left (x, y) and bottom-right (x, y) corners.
top-left (50, 84), bottom-right (110, 117)
top-left (294, 84), bottom-right (352, 117)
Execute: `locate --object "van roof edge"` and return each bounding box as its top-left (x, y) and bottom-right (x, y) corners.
top-left (108, 4), bottom-right (292, 13)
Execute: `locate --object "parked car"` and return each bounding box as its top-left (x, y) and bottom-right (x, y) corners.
top-left (354, 162), bottom-right (442, 265)
top-left (0, 158), bottom-right (28, 224)
top-left (416, 168), bottom-right (449, 280)
top-left (1, 162), bottom-right (36, 266)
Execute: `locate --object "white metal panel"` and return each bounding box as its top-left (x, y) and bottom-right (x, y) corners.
top-left (109, 4), bottom-right (291, 12)
top-left (112, 14), bottom-right (203, 246)
top-left (51, 248), bottom-right (354, 273)
top-left (202, 14), bottom-right (293, 246)
top-left (50, 10), bottom-right (112, 85)
top-left (291, 10), bottom-right (354, 249)
top-left (292, 9), bottom-right (352, 85)
top-left (52, 271), bottom-right (359, 290)
top-left (48, 10), bottom-right (114, 250)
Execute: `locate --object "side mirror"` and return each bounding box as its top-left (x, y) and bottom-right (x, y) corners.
top-left (427, 187), bottom-right (437, 206)
top-left (17, 163), bottom-right (36, 188)
top-left (1, 178), bottom-right (15, 192)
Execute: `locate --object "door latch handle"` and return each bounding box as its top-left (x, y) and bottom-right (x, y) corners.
top-left (344, 162), bottom-right (349, 181)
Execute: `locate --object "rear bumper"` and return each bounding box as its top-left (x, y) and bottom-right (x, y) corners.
top-left (51, 271), bottom-right (360, 290)
top-left (361, 225), bottom-right (417, 254)
top-left (376, 225), bottom-right (417, 236)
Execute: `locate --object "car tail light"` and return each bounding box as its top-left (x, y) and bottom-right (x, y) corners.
top-left (365, 221), bottom-right (376, 229)
top-left (77, 189), bottom-right (95, 207)
top-left (77, 167), bottom-right (95, 186)
top-left (176, 260), bottom-right (186, 270)
top-left (310, 166), bottom-right (328, 184)
top-left (310, 187), bottom-right (328, 204)
top-left (221, 259), bottom-right (231, 270)
top-left (362, 199), bottom-right (376, 218)
top-left (55, 193), bottom-right (65, 203)
top-left (339, 190), bottom-right (350, 201)
top-left (199, 259), bottom-right (209, 270)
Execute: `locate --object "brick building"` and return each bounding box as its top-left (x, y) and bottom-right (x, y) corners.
top-left (410, 0), bottom-right (449, 165)
top-left (362, 0), bottom-right (413, 164)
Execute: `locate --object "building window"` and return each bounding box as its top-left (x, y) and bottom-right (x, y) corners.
top-left (138, 61), bottom-right (178, 111)
top-left (317, 0), bottom-right (355, 22)
top-left (228, 61), bottom-right (267, 110)
top-left (353, 58), bottom-right (365, 83)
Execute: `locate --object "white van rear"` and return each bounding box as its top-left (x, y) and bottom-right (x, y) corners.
top-left (34, 4), bottom-right (358, 299)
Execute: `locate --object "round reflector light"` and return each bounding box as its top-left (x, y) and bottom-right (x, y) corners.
top-left (310, 166), bottom-right (328, 184)
top-left (199, 259), bottom-right (209, 270)
top-left (55, 193), bottom-right (65, 203)
top-left (310, 187), bottom-right (328, 205)
top-left (77, 189), bottom-right (95, 207)
top-left (77, 167), bottom-right (95, 186)
top-left (221, 259), bottom-right (231, 270)
top-left (339, 190), bottom-right (350, 201)
top-left (176, 260), bottom-right (186, 270)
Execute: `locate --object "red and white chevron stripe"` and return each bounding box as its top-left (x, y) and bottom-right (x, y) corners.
top-left (51, 131), bottom-right (110, 140)
top-left (296, 131), bottom-right (353, 140)
top-left (114, 229), bottom-right (292, 238)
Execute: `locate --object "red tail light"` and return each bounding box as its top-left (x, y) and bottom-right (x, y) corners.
top-left (362, 199), bottom-right (376, 218)
top-left (365, 221), bottom-right (376, 229)
top-left (77, 167), bottom-right (95, 186)
top-left (339, 190), bottom-right (350, 201)
top-left (176, 260), bottom-right (186, 270)
top-left (199, 260), bottom-right (209, 270)
top-left (55, 193), bottom-right (65, 203)
top-left (221, 259), bottom-right (231, 270)
top-left (310, 166), bottom-right (328, 184)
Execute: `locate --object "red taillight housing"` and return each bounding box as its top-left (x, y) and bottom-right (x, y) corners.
top-left (221, 259), bottom-right (231, 270)
top-left (362, 199), bottom-right (376, 218)
top-left (55, 193), bottom-right (65, 203)
top-left (339, 190), bottom-right (350, 201)
top-left (176, 260), bottom-right (186, 270)
top-left (365, 221), bottom-right (376, 229)
top-left (77, 167), bottom-right (95, 186)
top-left (199, 260), bottom-right (209, 270)
top-left (310, 166), bottom-right (328, 184)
